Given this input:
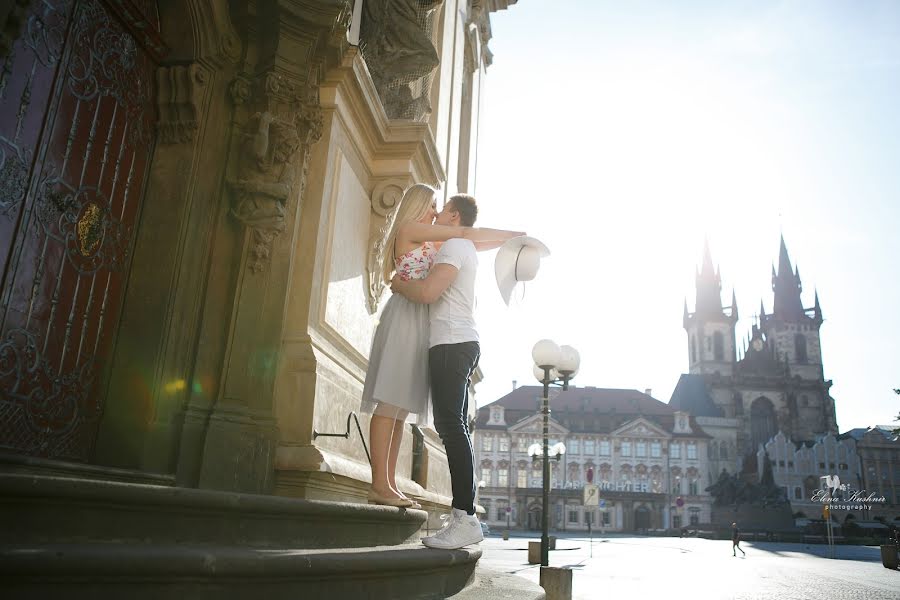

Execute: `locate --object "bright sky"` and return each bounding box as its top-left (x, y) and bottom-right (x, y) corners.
top-left (469, 0), bottom-right (900, 432)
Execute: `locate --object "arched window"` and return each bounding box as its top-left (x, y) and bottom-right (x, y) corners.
top-left (794, 334), bottom-right (808, 363)
top-left (750, 397), bottom-right (777, 451)
top-left (713, 331), bottom-right (724, 361)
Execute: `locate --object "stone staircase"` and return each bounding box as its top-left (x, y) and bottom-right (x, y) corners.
top-left (0, 472), bottom-right (544, 599)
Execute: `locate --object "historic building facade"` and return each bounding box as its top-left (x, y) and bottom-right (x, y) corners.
top-left (473, 386), bottom-right (714, 532)
top-left (0, 0), bottom-right (517, 507)
top-left (669, 239), bottom-right (899, 526)
top-left (670, 238), bottom-right (838, 479)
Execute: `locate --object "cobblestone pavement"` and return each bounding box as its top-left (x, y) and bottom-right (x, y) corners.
top-left (477, 533), bottom-right (899, 600)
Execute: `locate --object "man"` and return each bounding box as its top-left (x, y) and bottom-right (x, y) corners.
top-left (732, 522), bottom-right (746, 556)
top-left (390, 194), bottom-right (484, 550)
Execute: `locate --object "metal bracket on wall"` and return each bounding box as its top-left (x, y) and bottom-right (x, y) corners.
top-left (312, 411), bottom-right (371, 465)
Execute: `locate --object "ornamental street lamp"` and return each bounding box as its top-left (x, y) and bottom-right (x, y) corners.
top-left (532, 339), bottom-right (580, 567)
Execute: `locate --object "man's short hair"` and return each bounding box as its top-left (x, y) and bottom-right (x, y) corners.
top-left (448, 193), bottom-right (477, 227)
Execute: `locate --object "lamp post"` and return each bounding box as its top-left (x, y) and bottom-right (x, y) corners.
top-left (532, 339), bottom-right (580, 567)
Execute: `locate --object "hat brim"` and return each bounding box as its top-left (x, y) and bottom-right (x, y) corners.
top-left (494, 236), bottom-right (551, 306)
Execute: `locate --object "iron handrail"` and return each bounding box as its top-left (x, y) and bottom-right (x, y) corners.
top-left (312, 411), bottom-right (371, 465)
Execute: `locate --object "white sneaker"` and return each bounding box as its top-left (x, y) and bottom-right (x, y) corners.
top-left (422, 508), bottom-right (484, 549)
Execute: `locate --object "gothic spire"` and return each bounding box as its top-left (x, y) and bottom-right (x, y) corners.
top-left (771, 236), bottom-right (804, 319)
top-left (694, 239), bottom-right (725, 317)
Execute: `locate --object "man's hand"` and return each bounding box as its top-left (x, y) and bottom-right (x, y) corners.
top-left (390, 264), bottom-right (459, 304)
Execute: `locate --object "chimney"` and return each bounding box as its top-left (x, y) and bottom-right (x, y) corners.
top-left (512, 380), bottom-right (517, 391)
top-left (644, 388), bottom-right (652, 396)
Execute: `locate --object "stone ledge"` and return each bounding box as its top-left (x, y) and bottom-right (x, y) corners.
top-left (448, 567), bottom-right (546, 600)
top-left (0, 473), bottom-right (426, 549)
top-left (0, 542), bottom-right (481, 600)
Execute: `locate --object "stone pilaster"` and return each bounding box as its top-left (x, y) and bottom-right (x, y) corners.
top-left (195, 0), bottom-right (352, 494)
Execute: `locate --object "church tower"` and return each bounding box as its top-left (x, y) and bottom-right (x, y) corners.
top-left (683, 240), bottom-right (738, 376)
top-left (758, 236), bottom-right (837, 436)
top-left (761, 236), bottom-right (825, 382)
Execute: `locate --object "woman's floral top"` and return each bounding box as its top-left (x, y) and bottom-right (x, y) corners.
top-left (395, 242), bottom-right (435, 281)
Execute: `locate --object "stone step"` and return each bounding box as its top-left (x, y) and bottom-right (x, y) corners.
top-left (448, 567), bottom-right (546, 600)
top-left (0, 542), bottom-right (482, 600)
top-left (0, 473), bottom-right (426, 549)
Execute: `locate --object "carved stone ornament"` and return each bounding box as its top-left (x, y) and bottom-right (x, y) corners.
top-left (228, 80), bottom-right (323, 273)
top-left (359, 0), bottom-right (443, 120)
top-left (156, 63), bottom-right (207, 144)
top-left (365, 180), bottom-right (406, 313)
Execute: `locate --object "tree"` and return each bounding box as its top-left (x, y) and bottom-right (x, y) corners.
top-left (893, 389), bottom-right (900, 438)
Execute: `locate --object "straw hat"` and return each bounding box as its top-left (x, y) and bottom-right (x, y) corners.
top-left (494, 236), bottom-right (550, 306)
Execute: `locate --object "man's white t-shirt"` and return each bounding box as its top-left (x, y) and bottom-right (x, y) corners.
top-left (429, 238), bottom-right (478, 348)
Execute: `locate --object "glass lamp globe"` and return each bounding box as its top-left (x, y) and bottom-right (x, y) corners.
top-left (558, 345), bottom-right (581, 374)
top-left (532, 339), bottom-right (561, 368)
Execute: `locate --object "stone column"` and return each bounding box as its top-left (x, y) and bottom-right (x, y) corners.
top-left (194, 0), bottom-right (352, 494)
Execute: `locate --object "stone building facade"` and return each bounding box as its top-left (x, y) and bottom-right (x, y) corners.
top-left (473, 387), bottom-right (714, 532)
top-left (843, 426), bottom-right (900, 520)
top-left (670, 238), bottom-right (838, 479)
top-left (0, 0), bottom-right (518, 511)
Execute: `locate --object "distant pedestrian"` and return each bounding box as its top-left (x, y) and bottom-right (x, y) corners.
top-left (732, 522), bottom-right (746, 557)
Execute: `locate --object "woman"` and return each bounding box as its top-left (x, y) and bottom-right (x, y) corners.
top-left (362, 183), bottom-right (523, 507)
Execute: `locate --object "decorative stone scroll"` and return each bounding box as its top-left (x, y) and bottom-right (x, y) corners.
top-left (365, 180), bottom-right (405, 313)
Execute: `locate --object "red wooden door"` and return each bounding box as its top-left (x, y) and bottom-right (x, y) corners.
top-left (0, 0), bottom-right (163, 461)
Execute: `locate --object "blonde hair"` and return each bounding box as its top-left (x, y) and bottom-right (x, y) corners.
top-left (377, 183), bottom-right (437, 284)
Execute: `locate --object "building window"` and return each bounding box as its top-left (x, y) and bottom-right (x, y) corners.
top-left (778, 460), bottom-right (785, 468)
top-left (720, 444), bottom-right (728, 459)
top-left (517, 469), bottom-right (527, 488)
top-left (517, 436), bottom-right (527, 453)
top-left (787, 461), bottom-right (794, 468)
top-left (480, 467), bottom-right (492, 486)
top-left (497, 500), bottom-right (509, 522)
top-left (499, 437), bottom-right (509, 452)
top-left (689, 479), bottom-right (699, 495)
top-left (690, 514), bottom-right (700, 526)
top-left (794, 487), bottom-right (803, 500)
top-left (713, 331), bottom-right (724, 361)
top-left (602, 511), bottom-right (610, 526)
top-left (819, 462), bottom-right (826, 469)
top-left (636, 442), bottom-right (647, 458)
top-left (482, 499), bottom-right (491, 518)
top-left (585, 439), bottom-right (595, 455)
top-left (671, 443), bottom-right (681, 459)
top-left (672, 478), bottom-right (681, 495)
top-left (687, 443), bottom-right (697, 460)
top-left (673, 515), bottom-right (682, 529)
top-left (621, 441), bottom-right (632, 457)
top-left (839, 463), bottom-right (848, 471)
top-left (795, 334), bottom-right (808, 363)
top-left (568, 509), bottom-right (579, 524)
top-left (651, 442), bottom-right (661, 458)
top-left (570, 439), bottom-right (580, 454)
top-left (599, 440), bottom-right (610, 456)
top-left (482, 436), bottom-right (493, 452)
top-left (498, 468), bottom-right (508, 487)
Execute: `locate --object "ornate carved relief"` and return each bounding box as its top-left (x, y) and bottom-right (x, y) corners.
top-left (156, 63), bottom-right (207, 144)
top-left (365, 180), bottom-right (406, 313)
top-left (359, 0), bottom-right (442, 120)
top-left (228, 75), bottom-right (323, 273)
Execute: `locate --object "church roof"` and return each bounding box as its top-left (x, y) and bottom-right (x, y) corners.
top-left (476, 386), bottom-right (711, 437)
top-left (667, 374), bottom-right (724, 417)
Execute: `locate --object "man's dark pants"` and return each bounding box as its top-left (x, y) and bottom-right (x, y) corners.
top-left (429, 341), bottom-right (480, 515)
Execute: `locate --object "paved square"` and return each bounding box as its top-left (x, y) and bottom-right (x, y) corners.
top-left (477, 533), bottom-right (899, 599)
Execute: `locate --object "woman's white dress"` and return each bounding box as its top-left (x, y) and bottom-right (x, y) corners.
top-left (361, 243), bottom-right (435, 426)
